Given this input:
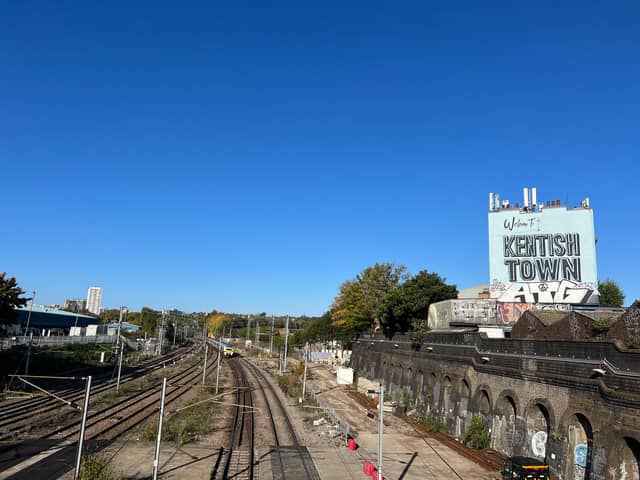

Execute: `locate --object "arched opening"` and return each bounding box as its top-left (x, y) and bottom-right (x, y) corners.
top-left (619, 437), bottom-right (640, 480)
top-left (423, 372), bottom-right (435, 412)
top-left (432, 373), bottom-right (441, 411)
top-left (456, 380), bottom-right (471, 436)
top-left (493, 395), bottom-right (518, 455)
top-left (567, 413), bottom-right (593, 480)
top-left (417, 370), bottom-right (424, 407)
top-left (458, 380), bottom-right (471, 418)
top-left (478, 389), bottom-right (491, 417)
top-left (526, 403), bottom-right (551, 460)
top-left (442, 376), bottom-right (453, 417)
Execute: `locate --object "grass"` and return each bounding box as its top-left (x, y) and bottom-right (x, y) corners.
top-left (78, 454), bottom-right (122, 480)
top-left (278, 374), bottom-right (302, 399)
top-left (140, 392), bottom-right (217, 445)
top-left (418, 414), bottom-right (447, 433)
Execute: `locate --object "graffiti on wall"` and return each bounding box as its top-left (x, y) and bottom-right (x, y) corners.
top-left (489, 206), bottom-right (598, 305)
top-left (531, 431), bottom-right (547, 458)
top-left (498, 302), bottom-right (531, 324)
top-left (491, 279), bottom-right (598, 305)
top-left (453, 300), bottom-right (499, 322)
top-left (430, 299), bottom-right (574, 326)
top-left (497, 302), bottom-right (572, 324)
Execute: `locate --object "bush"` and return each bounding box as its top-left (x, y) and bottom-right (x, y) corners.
top-left (592, 317), bottom-right (616, 336)
top-left (419, 414), bottom-right (446, 433)
top-left (278, 374), bottom-right (302, 399)
top-left (78, 454), bottom-right (121, 480)
top-left (463, 415), bottom-right (490, 450)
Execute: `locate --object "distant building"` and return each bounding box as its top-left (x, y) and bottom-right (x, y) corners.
top-left (63, 298), bottom-right (87, 312)
top-left (13, 304), bottom-right (97, 335)
top-left (86, 287), bottom-right (103, 315)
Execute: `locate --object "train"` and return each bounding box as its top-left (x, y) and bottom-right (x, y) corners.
top-left (208, 338), bottom-right (236, 357)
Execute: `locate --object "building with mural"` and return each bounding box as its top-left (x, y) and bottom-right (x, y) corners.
top-left (488, 187), bottom-right (598, 306)
top-left (428, 187), bottom-right (601, 329)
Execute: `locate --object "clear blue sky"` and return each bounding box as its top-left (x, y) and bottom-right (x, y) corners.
top-left (2, 2), bottom-right (639, 314)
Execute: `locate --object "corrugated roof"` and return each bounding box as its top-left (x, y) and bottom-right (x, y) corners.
top-left (15, 304), bottom-right (97, 319)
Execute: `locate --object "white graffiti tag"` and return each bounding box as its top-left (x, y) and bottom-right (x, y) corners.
top-left (496, 280), bottom-right (598, 304)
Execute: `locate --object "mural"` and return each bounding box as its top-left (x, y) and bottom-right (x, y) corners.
top-left (492, 280), bottom-right (599, 304)
top-left (531, 431), bottom-right (548, 458)
top-left (498, 302), bottom-right (532, 324)
top-left (429, 299), bottom-right (574, 326)
top-left (488, 204), bottom-right (598, 305)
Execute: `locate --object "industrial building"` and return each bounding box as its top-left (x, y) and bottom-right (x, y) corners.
top-left (10, 304), bottom-right (98, 336)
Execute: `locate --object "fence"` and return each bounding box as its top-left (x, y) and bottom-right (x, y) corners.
top-left (1, 335), bottom-right (117, 350)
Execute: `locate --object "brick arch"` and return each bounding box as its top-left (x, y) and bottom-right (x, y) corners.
top-left (404, 365), bottom-right (413, 385)
top-left (494, 389), bottom-right (521, 417)
top-left (441, 375), bottom-right (454, 413)
top-left (523, 397), bottom-right (556, 432)
top-left (523, 398), bottom-right (555, 460)
top-left (559, 410), bottom-right (595, 480)
top-left (493, 389), bottom-right (521, 456)
top-left (472, 384), bottom-right (494, 417)
top-left (610, 435), bottom-right (640, 480)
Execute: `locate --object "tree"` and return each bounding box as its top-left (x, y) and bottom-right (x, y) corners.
top-left (380, 270), bottom-right (458, 336)
top-left (0, 273), bottom-right (29, 326)
top-left (206, 311), bottom-right (230, 334)
top-left (598, 279), bottom-right (625, 308)
top-left (293, 311), bottom-right (342, 346)
top-left (331, 263), bottom-right (408, 335)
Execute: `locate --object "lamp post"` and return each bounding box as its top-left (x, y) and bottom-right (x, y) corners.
top-left (283, 315), bottom-right (290, 373)
top-left (24, 291), bottom-right (36, 376)
top-left (116, 306), bottom-right (125, 346)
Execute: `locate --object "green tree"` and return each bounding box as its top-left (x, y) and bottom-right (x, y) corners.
top-left (331, 262), bottom-right (407, 335)
top-left (598, 279), bottom-right (625, 307)
top-left (0, 273), bottom-right (29, 326)
top-left (293, 311), bottom-right (343, 346)
top-left (380, 270), bottom-right (458, 336)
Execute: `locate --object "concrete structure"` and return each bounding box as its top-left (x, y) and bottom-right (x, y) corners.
top-left (86, 286), bottom-right (103, 315)
top-left (350, 328), bottom-right (640, 480)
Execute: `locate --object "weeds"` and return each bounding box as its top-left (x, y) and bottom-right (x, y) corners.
top-left (78, 454), bottom-right (122, 480)
top-left (140, 394), bottom-right (216, 445)
top-left (419, 414), bottom-right (447, 433)
top-left (462, 415), bottom-right (490, 450)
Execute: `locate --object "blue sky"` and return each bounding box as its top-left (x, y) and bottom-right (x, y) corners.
top-left (2, 2), bottom-right (639, 314)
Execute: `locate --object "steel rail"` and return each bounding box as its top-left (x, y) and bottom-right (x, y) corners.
top-left (241, 358), bottom-right (318, 480)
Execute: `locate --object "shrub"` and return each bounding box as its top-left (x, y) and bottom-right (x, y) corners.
top-left (78, 454), bottom-right (121, 480)
top-left (463, 415), bottom-right (490, 450)
top-left (420, 414), bottom-right (446, 433)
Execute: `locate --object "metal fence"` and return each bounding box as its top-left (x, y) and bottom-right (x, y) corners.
top-left (1, 335), bottom-right (117, 350)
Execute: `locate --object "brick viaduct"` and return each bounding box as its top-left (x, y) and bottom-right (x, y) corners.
top-left (349, 333), bottom-right (640, 480)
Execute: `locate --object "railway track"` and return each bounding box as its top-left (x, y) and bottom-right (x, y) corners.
top-left (237, 358), bottom-right (320, 480)
top-left (0, 344), bottom-right (198, 441)
top-left (0, 343), bottom-right (219, 479)
top-left (218, 358), bottom-right (254, 480)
